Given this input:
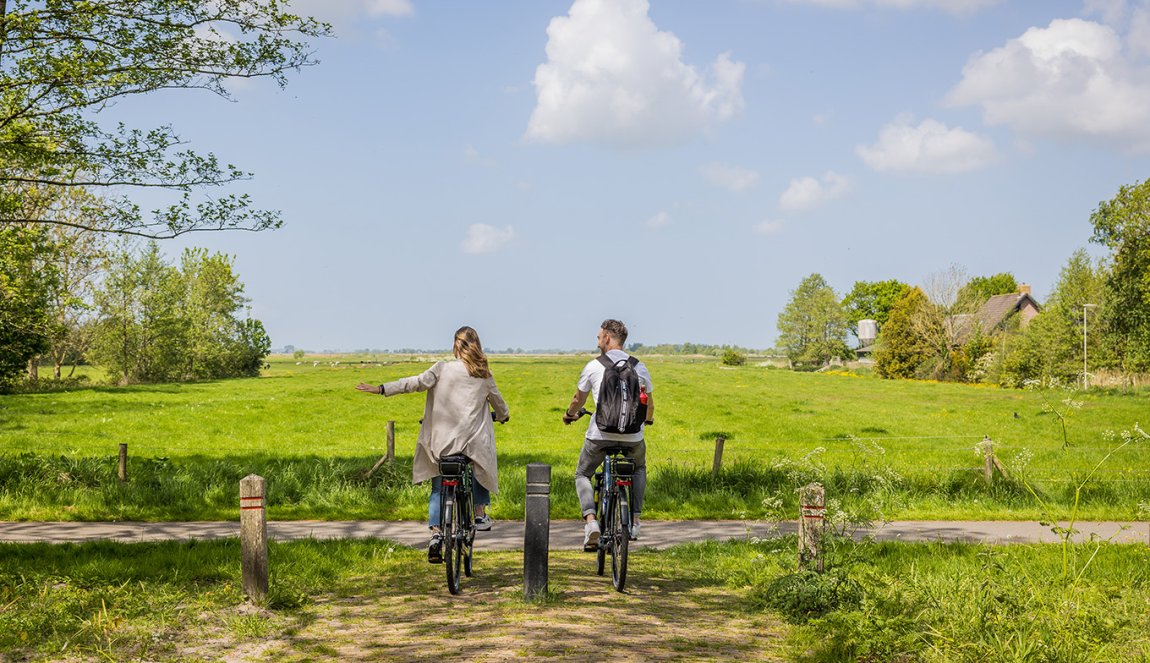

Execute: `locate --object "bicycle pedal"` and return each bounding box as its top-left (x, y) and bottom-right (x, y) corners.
top-left (583, 543), bottom-right (599, 553)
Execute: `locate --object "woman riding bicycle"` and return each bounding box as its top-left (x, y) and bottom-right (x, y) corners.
top-left (357, 325), bottom-right (510, 561)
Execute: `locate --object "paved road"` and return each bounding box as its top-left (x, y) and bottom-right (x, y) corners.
top-left (2, 519), bottom-right (1146, 549)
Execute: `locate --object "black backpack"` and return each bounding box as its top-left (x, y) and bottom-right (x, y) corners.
top-left (595, 354), bottom-right (647, 434)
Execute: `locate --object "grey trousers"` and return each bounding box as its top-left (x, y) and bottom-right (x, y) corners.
top-left (574, 437), bottom-right (646, 518)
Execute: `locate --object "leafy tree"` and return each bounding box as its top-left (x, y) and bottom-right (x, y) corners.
top-left (777, 273), bottom-right (851, 368)
top-left (721, 348), bottom-right (746, 366)
top-left (874, 287), bottom-right (934, 379)
top-left (841, 279), bottom-right (911, 338)
top-left (957, 272), bottom-right (1018, 309)
top-left (1001, 250), bottom-right (1108, 386)
top-left (0, 0), bottom-right (328, 238)
top-left (1090, 178), bottom-right (1150, 373)
top-left (0, 224), bottom-right (57, 390)
top-left (91, 242), bottom-right (269, 382)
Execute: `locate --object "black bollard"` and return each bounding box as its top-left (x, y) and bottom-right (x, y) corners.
top-left (524, 463), bottom-right (551, 599)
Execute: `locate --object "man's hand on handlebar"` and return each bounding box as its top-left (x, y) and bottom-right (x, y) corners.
top-left (490, 411), bottom-right (509, 424)
top-left (562, 408), bottom-right (591, 425)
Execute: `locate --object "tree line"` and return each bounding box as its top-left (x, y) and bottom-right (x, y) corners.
top-left (776, 178), bottom-right (1150, 386)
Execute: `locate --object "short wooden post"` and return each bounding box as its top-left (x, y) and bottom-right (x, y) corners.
top-left (386, 420), bottom-right (395, 465)
top-left (240, 474), bottom-right (269, 602)
top-left (712, 436), bottom-right (725, 477)
top-left (982, 436), bottom-right (994, 485)
top-left (524, 463), bottom-right (552, 600)
top-left (364, 420), bottom-right (396, 478)
top-left (798, 483), bottom-right (825, 573)
top-left (117, 443), bottom-right (128, 483)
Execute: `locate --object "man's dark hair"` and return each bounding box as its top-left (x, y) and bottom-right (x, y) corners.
top-left (601, 319), bottom-right (628, 345)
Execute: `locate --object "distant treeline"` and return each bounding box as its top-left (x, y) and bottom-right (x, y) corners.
top-left (276, 343), bottom-right (769, 357)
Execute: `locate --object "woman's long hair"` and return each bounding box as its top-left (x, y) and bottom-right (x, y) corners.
top-left (453, 326), bottom-right (492, 379)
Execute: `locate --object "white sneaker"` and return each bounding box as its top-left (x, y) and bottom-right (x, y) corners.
top-left (630, 518), bottom-right (641, 540)
top-left (583, 520), bottom-right (601, 551)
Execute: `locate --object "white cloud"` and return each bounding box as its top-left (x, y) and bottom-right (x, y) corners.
top-left (525, 0), bottom-right (745, 149)
top-left (779, 171), bottom-right (850, 213)
top-left (700, 162), bottom-right (760, 192)
top-left (646, 211), bottom-right (671, 229)
top-left (461, 224), bottom-right (515, 254)
top-left (945, 17), bottom-right (1150, 152)
top-left (856, 116), bottom-right (999, 173)
top-left (753, 219), bottom-right (784, 235)
top-left (367, 0), bottom-right (414, 17)
top-left (781, 0), bottom-right (1001, 12)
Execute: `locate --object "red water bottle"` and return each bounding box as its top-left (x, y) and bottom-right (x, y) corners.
top-left (639, 385), bottom-right (648, 406)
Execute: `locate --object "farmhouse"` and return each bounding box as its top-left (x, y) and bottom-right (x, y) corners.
top-left (948, 283), bottom-right (1042, 343)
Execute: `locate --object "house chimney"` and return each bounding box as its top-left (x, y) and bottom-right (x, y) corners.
top-left (1019, 283), bottom-right (1031, 295)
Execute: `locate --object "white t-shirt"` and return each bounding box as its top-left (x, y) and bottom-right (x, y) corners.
top-left (577, 349), bottom-right (653, 442)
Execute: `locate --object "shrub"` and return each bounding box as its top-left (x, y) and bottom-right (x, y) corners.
top-left (721, 349), bottom-right (746, 366)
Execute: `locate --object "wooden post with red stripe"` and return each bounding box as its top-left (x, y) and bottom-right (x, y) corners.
top-left (799, 483), bottom-right (825, 573)
top-left (240, 474), bottom-right (268, 601)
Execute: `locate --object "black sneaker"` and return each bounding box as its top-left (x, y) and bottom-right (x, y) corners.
top-left (427, 534), bottom-right (443, 564)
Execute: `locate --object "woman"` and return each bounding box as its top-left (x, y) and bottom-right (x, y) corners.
top-left (356, 326), bottom-right (509, 563)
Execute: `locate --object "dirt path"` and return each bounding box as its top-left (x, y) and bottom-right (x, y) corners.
top-left (185, 552), bottom-right (788, 662)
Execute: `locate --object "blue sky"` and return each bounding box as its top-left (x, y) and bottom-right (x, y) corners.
top-left (117, 0), bottom-right (1150, 351)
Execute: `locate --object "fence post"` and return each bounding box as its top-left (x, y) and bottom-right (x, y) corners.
top-left (799, 483), bottom-right (825, 573)
top-left (240, 474), bottom-right (269, 602)
top-left (524, 463), bottom-right (552, 600)
top-left (982, 436), bottom-right (994, 485)
top-left (712, 436), bottom-right (726, 477)
top-left (364, 420), bottom-right (396, 478)
top-left (118, 443), bottom-right (128, 483)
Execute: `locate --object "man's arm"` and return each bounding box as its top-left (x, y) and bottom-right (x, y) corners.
top-left (562, 389), bottom-right (590, 424)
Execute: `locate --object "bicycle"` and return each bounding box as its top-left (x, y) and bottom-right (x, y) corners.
top-left (433, 412), bottom-right (505, 595)
top-left (572, 408), bottom-right (634, 592)
top-left (436, 453), bottom-right (475, 595)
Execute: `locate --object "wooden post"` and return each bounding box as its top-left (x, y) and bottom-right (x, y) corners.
top-left (712, 436), bottom-right (725, 477)
top-left (982, 436), bottom-right (994, 485)
top-left (117, 443), bottom-right (128, 483)
top-left (386, 420), bottom-right (395, 465)
top-left (240, 474), bottom-right (269, 602)
top-left (524, 463), bottom-right (551, 600)
top-left (798, 483), bottom-right (825, 573)
top-left (364, 420), bottom-right (396, 478)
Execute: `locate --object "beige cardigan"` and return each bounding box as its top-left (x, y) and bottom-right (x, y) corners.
top-left (382, 360), bottom-right (509, 493)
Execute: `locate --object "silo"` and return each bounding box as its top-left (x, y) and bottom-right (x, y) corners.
top-left (857, 319), bottom-right (878, 347)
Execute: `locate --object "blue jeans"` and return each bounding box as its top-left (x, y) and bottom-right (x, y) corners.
top-left (428, 475), bottom-right (491, 528)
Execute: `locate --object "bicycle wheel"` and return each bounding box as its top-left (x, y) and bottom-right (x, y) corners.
top-left (462, 493), bottom-right (474, 578)
top-left (594, 478), bottom-right (606, 576)
top-left (609, 487), bottom-right (629, 592)
top-left (444, 494), bottom-right (463, 595)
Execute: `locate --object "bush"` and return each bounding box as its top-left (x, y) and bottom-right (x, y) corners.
top-left (721, 349), bottom-right (746, 366)
top-left (754, 570), bottom-right (862, 624)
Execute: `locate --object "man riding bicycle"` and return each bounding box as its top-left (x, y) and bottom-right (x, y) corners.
top-left (563, 319), bottom-right (654, 549)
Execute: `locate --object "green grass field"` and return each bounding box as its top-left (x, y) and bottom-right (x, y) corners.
top-left (3, 354), bottom-right (1149, 520)
top-left (2, 536), bottom-right (1149, 661)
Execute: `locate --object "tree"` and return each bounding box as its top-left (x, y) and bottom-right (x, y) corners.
top-left (1090, 178), bottom-right (1150, 373)
top-left (90, 242), bottom-right (270, 383)
top-left (874, 287), bottom-right (934, 379)
top-left (0, 0), bottom-right (328, 238)
top-left (0, 224), bottom-right (57, 390)
top-left (957, 272), bottom-right (1018, 309)
top-left (841, 279), bottom-right (911, 339)
top-left (776, 273), bottom-right (851, 368)
top-left (1002, 250), bottom-right (1107, 386)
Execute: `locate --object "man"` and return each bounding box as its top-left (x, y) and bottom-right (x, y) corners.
top-left (563, 319), bottom-right (654, 549)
